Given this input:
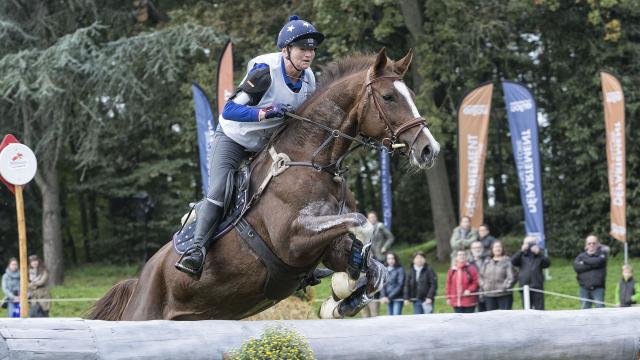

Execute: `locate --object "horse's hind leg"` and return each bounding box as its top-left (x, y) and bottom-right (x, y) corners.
top-left (120, 244), bottom-right (172, 320)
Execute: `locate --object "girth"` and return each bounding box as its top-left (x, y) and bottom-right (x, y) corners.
top-left (236, 218), bottom-right (312, 301)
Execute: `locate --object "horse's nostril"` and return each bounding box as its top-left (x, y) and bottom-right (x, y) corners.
top-left (421, 145), bottom-right (432, 162)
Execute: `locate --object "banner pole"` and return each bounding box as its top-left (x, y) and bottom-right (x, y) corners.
top-left (15, 185), bottom-right (29, 318)
top-left (624, 242), bottom-right (628, 265)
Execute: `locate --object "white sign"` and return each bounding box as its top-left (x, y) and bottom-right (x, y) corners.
top-left (0, 143), bottom-right (37, 185)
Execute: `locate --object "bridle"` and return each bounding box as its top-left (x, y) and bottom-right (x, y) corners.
top-left (361, 69), bottom-right (428, 155)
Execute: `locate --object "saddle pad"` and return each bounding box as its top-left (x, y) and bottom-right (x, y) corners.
top-left (172, 166), bottom-right (250, 255)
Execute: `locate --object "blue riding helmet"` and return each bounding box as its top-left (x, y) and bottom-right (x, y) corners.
top-left (276, 15), bottom-right (325, 49)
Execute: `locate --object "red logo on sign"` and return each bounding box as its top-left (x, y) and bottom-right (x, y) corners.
top-left (11, 153), bottom-right (23, 161)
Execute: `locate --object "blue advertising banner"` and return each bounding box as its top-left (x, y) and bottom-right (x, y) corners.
top-left (192, 82), bottom-right (216, 197)
top-left (380, 150), bottom-right (392, 229)
top-left (502, 81), bottom-right (546, 248)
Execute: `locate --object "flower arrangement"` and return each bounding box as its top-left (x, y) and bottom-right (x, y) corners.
top-left (227, 325), bottom-right (315, 360)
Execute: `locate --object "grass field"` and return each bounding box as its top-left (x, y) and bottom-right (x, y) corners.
top-left (2, 243), bottom-right (635, 318)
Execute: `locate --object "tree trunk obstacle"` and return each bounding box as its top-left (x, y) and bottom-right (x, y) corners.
top-left (0, 308), bottom-right (639, 359)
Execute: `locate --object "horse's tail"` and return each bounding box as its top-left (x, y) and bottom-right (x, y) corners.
top-left (86, 278), bottom-right (138, 320)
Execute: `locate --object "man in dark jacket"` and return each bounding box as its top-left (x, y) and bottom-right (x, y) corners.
top-left (511, 236), bottom-right (551, 310)
top-left (478, 224), bottom-right (497, 259)
top-left (573, 235), bottom-right (607, 309)
top-left (404, 251), bottom-right (437, 314)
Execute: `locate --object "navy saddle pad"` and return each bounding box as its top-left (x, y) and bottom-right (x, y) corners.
top-left (172, 167), bottom-right (250, 255)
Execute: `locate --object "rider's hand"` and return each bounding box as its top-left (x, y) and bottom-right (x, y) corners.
top-left (463, 290), bottom-right (471, 296)
top-left (425, 298), bottom-right (433, 304)
top-left (263, 103), bottom-right (294, 120)
top-left (381, 297), bottom-right (389, 304)
top-left (404, 300), bottom-right (410, 306)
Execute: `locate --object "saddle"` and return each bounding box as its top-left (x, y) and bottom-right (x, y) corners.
top-left (172, 165), bottom-right (251, 255)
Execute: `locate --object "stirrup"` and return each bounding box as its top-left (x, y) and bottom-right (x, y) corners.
top-left (175, 247), bottom-right (205, 277)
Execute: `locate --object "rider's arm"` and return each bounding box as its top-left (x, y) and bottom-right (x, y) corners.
top-left (221, 64), bottom-right (272, 122)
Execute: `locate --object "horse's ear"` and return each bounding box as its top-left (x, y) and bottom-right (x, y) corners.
top-left (373, 47), bottom-right (388, 76)
top-left (393, 48), bottom-right (414, 77)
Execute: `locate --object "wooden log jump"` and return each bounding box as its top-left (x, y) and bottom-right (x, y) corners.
top-left (0, 308), bottom-right (639, 359)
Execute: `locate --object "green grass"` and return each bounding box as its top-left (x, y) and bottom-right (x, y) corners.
top-left (2, 246), bottom-right (635, 318)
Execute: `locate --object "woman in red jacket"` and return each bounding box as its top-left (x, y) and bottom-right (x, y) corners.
top-left (446, 249), bottom-right (479, 313)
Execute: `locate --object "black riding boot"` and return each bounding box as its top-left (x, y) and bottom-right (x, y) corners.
top-left (175, 201), bottom-right (222, 277)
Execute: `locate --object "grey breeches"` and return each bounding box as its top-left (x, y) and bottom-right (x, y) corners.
top-left (205, 128), bottom-right (251, 206)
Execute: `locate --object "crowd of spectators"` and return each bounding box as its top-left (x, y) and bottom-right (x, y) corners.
top-left (2, 255), bottom-right (51, 317)
top-left (371, 215), bottom-right (637, 316)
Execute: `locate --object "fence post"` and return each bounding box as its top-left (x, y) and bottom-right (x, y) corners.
top-left (523, 285), bottom-right (531, 310)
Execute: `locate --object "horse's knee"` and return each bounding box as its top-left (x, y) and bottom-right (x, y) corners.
top-left (347, 214), bottom-right (374, 244)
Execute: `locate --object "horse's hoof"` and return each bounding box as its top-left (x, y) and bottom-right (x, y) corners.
top-left (319, 297), bottom-right (341, 319)
top-left (331, 272), bottom-right (358, 300)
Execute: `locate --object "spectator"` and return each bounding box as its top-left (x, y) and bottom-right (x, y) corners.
top-left (478, 224), bottom-right (496, 259)
top-left (469, 240), bottom-right (487, 312)
top-left (2, 258), bottom-right (20, 317)
top-left (28, 255), bottom-right (51, 317)
top-left (469, 241), bottom-right (487, 269)
top-left (511, 236), bottom-right (550, 310)
top-left (380, 252), bottom-right (405, 315)
top-left (361, 211), bottom-right (394, 318)
top-left (450, 216), bottom-right (478, 264)
top-left (480, 240), bottom-right (515, 310)
top-left (616, 264), bottom-right (640, 307)
top-left (573, 235), bottom-right (607, 309)
top-left (446, 249), bottom-right (479, 313)
top-left (403, 251), bottom-right (437, 314)
top-left (368, 211), bottom-right (395, 262)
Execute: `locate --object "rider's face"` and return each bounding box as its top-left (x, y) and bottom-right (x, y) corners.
top-left (284, 45), bottom-right (316, 70)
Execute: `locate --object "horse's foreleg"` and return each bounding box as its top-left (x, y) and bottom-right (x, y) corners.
top-left (294, 207), bottom-right (373, 273)
top-left (319, 236), bottom-right (387, 319)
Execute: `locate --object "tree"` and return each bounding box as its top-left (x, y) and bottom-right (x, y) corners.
top-left (0, 1), bottom-right (223, 283)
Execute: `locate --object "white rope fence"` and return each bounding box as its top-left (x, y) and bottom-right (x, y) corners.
top-left (311, 285), bottom-right (619, 308)
top-left (21, 286), bottom-right (617, 308)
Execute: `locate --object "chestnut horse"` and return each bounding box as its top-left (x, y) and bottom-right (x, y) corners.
top-left (87, 48), bottom-right (439, 320)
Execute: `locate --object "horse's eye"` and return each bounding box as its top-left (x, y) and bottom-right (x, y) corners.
top-left (382, 94), bottom-right (394, 102)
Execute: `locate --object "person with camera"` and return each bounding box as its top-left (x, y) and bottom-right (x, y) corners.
top-left (573, 235), bottom-right (607, 309)
top-left (511, 236), bottom-right (550, 310)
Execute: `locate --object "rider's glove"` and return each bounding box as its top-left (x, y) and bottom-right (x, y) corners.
top-left (263, 103), bottom-right (294, 119)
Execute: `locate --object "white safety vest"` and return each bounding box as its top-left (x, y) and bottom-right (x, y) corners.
top-left (218, 52), bottom-right (316, 151)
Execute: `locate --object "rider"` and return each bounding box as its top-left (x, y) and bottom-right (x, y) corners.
top-left (176, 15), bottom-right (324, 276)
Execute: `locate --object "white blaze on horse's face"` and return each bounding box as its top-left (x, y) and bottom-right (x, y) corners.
top-left (393, 81), bottom-right (440, 169)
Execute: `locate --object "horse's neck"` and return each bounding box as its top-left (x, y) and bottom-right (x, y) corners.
top-left (275, 73), bottom-right (364, 164)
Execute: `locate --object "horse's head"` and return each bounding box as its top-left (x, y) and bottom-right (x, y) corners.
top-left (357, 48), bottom-right (440, 169)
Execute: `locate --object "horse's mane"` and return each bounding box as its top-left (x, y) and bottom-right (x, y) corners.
top-left (316, 53), bottom-right (376, 92)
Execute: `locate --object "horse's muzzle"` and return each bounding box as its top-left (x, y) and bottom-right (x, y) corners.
top-left (406, 128), bottom-right (439, 170)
